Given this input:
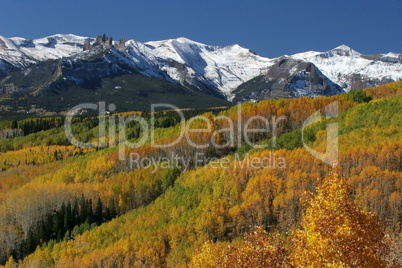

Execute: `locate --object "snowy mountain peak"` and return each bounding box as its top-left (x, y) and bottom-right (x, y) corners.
top-left (291, 50), bottom-right (321, 60)
top-left (5, 34), bottom-right (87, 61)
top-left (32, 34), bottom-right (87, 45)
top-left (9, 34), bottom-right (87, 48)
top-left (175, 37), bottom-right (198, 44)
top-left (327, 44), bottom-right (361, 57)
top-left (334, 44), bottom-right (353, 51)
top-left (146, 37), bottom-right (204, 48)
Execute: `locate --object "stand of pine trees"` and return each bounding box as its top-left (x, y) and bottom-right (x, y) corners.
top-left (9, 195), bottom-right (118, 263)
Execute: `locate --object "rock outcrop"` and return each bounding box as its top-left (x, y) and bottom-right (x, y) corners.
top-left (52, 61), bottom-right (63, 79)
top-left (83, 38), bottom-right (92, 51)
top-left (83, 34), bottom-right (124, 51)
top-left (94, 34), bottom-right (113, 49)
top-left (115, 38), bottom-right (126, 51)
top-left (0, 38), bottom-right (7, 50)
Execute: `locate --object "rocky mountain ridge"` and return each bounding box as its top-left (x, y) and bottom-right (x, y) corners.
top-left (0, 33), bottom-right (400, 111)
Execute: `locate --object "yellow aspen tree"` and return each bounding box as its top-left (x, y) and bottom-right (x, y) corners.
top-left (190, 227), bottom-right (289, 268)
top-left (291, 171), bottom-right (388, 267)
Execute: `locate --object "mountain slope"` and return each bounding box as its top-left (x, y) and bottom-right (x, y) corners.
top-left (233, 56), bottom-right (343, 102)
top-left (0, 34), bottom-right (272, 99)
top-left (3, 86), bottom-right (400, 267)
top-left (293, 45), bottom-right (402, 92)
top-left (142, 38), bottom-right (273, 100)
top-left (0, 34), bottom-right (401, 113)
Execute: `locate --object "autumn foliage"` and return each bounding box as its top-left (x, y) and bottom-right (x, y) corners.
top-left (0, 82), bottom-right (400, 267)
top-left (191, 227), bottom-right (289, 267)
top-left (290, 171), bottom-right (387, 267)
top-left (190, 172), bottom-right (390, 267)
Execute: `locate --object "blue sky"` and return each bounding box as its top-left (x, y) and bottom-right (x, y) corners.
top-left (0, 0), bottom-right (401, 58)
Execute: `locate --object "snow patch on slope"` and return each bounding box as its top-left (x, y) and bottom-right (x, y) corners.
top-left (292, 45), bottom-right (402, 91)
top-left (292, 50), bottom-right (321, 60)
top-left (362, 53), bottom-right (402, 81)
top-left (141, 37), bottom-right (274, 99)
top-left (10, 34), bottom-right (89, 61)
top-left (0, 35), bottom-right (35, 68)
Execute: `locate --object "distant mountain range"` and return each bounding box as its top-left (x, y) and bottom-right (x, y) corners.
top-left (0, 34), bottom-right (401, 113)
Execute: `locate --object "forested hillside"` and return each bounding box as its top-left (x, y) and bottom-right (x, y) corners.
top-left (0, 82), bottom-right (401, 267)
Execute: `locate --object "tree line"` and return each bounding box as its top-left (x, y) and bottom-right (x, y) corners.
top-left (4, 195), bottom-right (118, 264)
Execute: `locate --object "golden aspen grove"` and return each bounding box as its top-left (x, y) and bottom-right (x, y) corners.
top-left (0, 81), bottom-right (401, 267)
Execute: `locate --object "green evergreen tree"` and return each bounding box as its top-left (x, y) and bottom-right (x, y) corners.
top-left (346, 89), bottom-right (372, 103)
top-left (45, 214), bottom-right (53, 240)
top-left (55, 202), bottom-right (66, 236)
top-left (79, 195), bottom-right (87, 223)
top-left (11, 120), bottom-right (18, 129)
top-left (110, 199), bottom-right (117, 219)
top-left (73, 197), bottom-right (79, 222)
top-left (56, 229), bottom-right (63, 242)
top-left (19, 243), bottom-right (24, 261)
top-left (63, 230), bottom-right (71, 241)
top-left (87, 199), bottom-right (93, 223)
top-left (38, 220), bottom-right (45, 243)
top-left (105, 204), bottom-right (111, 221)
top-left (71, 225), bottom-right (80, 238)
top-left (26, 229), bottom-right (35, 254)
top-left (64, 202), bottom-right (72, 230)
top-left (94, 197), bottom-right (103, 225)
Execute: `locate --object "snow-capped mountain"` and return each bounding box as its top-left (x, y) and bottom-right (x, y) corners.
top-left (0, 34), bottom-right (88, 68)
top-left (293, 45), bottom-right (402, 92)
top-left (9, 34), bottom-right (89, 61)
top-left (0, 33), bottom-right (401, 107)
top-left (140, 38), bottom-right (273, 99)
top-left (232, 56), bottom-right (344, 102)
top-left (0, 34), bottom-right (273, 101)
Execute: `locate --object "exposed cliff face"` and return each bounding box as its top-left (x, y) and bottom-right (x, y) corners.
top-left (83, 35), bottom-right (127, 52)
top-left (83, 34), bottom-right (114, 51)
top-left (0, 38), bottom-right (7, 50)
top-left (115, 38), bottom-right (126, 51)
top-left (95, 34), bottom-right (113, 49)
top-left (83, 38), bottom-right (91, 51)
top-left (232, 57), bottom-right (343, 102)
top-left (52, 61), bottom-right (63, 79)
